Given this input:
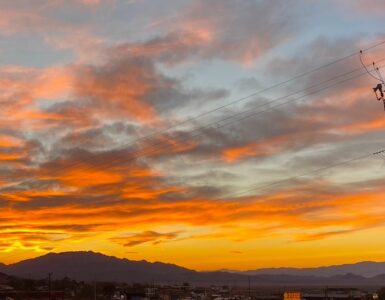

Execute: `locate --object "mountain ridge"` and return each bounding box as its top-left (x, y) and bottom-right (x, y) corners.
top-left (1, 251), bottom-right (385, 286)
top-left (231, 261), bottom-right (385, 278)
top-left (5, 251), bottom-right (194, 282)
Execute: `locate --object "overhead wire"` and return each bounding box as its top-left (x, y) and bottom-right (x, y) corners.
top-left (1, 56), bottom-right (384, 188)
top-left (11, 40), bottom-right (385, 175)
top-left (38, 58), bottom-right (385, 179)
top-left (103, 63), bottom-right (385, 200)
top-left (359, 50), bottom-right (383, 82)
top-left (0, 60), bottom-right (376, 195)
top-left (146, 66), bottom-right (385, 193)
top-left (80, 40), bottom-right (385, 152)
top-left (227, 149), bottom-right (385, 199)
top-left (1, 41), bottom-right (385, 189)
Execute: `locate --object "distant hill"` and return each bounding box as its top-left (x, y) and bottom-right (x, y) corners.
top-left (1, 252), bottom-right (385, 286)
top-left (5, 251), bottom-right (194, 283)
top-left (232, 261), bottom-right (385, 278)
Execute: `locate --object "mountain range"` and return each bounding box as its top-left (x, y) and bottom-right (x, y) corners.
top-left (0, 251), bottom-right (385, 286)
top-left (224, 261), bottom-right (385, 278)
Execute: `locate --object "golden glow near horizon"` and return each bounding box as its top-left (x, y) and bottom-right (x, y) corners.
top-left (0, 0), bottom-right (385, 271)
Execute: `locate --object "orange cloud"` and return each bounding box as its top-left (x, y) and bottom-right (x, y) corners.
top-left (111, 231), bottom-right (182, 247)
top-left (73, 62), bottom-right (160, 123)
top-left (223, 134), bottom-right (290, 162)
top-left (0, 152), bottom-right (26, 161)
top-left (0, 135), bottom-right (24, 148)
top-left (336, 116), bottom-right (385, 134)
top-left (59, 167), bottom-right (123, 188)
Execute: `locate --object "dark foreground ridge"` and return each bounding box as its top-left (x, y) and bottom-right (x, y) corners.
top-left (1, 251), bottom-right (385, 286)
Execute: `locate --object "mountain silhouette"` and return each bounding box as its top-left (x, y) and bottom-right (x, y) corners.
top-left (2, 252), bottom-right (385, 286)
top-left (5, 251), bottom-right (194, 283)
top-left (232, 261), bottom-right (385, 277)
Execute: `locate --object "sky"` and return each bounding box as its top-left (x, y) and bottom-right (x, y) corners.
top-left (0, 0), bottom-right (385, 271)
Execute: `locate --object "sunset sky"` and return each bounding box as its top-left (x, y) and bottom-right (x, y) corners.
top-left (1, 0), bottom-right (385, 271)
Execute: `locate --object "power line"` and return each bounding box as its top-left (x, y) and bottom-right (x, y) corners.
top-left (19, 43), bottom-right (385, 168)
top-left (120, 39), bottom-right (385, 148)
top-left (0, 57), bottom-right (382, 189)
top-left (79, 67), bottom-right (385, 202)
top-left (227, 148), bottom-right (385, 199)
top-left (360, 50), bottom-right (385, 83)
top-left (1, 42), bottom-right (385, 188)
top-left (45, 43), bottom-right (385, 176)
top-left (43, 60), bottom-right (384, 179)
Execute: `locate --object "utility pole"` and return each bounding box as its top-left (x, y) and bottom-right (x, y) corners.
top-left (94, 281), bottom-right (97, 300)
top-left (48, 272), bottom-right (52, 300)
